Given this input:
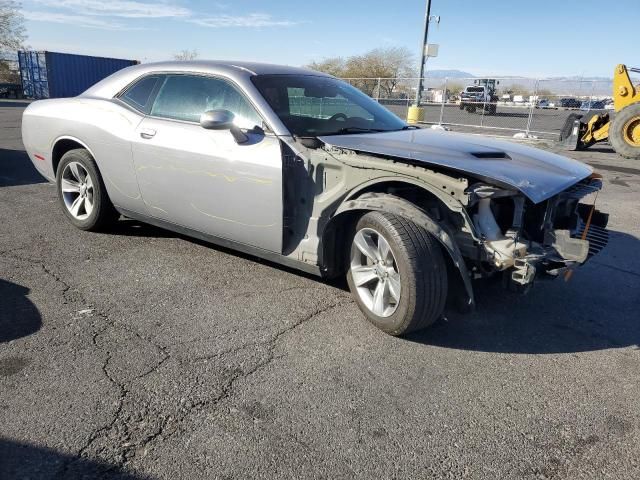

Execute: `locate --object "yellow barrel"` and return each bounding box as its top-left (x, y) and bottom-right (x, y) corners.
top-left (407, 105), bottom-right (425, 124)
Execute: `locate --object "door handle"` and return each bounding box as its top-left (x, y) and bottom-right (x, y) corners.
top-left (140, 128), bottom-right (156, 139)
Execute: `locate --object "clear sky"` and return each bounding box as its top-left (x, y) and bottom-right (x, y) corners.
top-left (20, 0), bottom-right (639, 78)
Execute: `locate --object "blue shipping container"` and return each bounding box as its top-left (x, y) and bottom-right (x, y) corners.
top-left (18, 51), bottom-right (138, 99)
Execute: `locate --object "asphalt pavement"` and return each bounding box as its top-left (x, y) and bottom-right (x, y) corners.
top-left (1, 100), bottom-right (639, 479)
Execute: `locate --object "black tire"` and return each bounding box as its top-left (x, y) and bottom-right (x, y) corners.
top-left (56, 149), bottom-right (118, 231)
top-left (346, 212), bottom-right (448, 336)
top-left (609, 103), bottom-right (640, 159)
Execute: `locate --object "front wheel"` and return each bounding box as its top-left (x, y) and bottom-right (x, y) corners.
top-left (347, 212), bottom-right (448, 336)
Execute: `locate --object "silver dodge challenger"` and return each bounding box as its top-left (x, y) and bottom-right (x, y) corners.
top-left (22, 61), bottom-right (609, 335)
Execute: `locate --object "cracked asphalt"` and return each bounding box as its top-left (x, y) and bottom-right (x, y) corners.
top-left (1, 100), bottom-right (640, 479)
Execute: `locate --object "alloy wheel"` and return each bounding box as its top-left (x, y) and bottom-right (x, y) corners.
top-left (60, 161), bottom-right (95, 220)
top-left (350, 227), bottom-right (401, 317)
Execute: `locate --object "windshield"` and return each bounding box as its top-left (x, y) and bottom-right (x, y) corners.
top-left (251, 74), bottom-right (407, 136)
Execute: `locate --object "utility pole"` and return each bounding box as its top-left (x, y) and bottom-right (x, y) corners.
top-left (415, 0), bottom-right (432, 106)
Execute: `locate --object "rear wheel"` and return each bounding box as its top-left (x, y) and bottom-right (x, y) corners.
top-left (56, 149), bottom-right (118, 231)
top-left (346, 212), bottom-right (448, 336)
top-left (610, 103), bottom-right (640, 159)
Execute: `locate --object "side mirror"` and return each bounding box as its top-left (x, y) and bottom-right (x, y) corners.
top-left (200, 109), bottom-right (235, 130)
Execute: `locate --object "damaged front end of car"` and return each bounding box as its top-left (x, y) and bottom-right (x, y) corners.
top-left (462, 175), bottom-right (609, 290)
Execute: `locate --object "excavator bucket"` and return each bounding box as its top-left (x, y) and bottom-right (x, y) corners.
top-left (558, 114), bottom-right (584, 150)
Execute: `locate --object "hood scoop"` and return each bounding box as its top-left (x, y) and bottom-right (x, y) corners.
top-left (470, 151), bottom-right (511, 160)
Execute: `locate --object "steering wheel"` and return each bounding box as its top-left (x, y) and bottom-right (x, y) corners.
top-left (328, 113), bottom-right (348, 122)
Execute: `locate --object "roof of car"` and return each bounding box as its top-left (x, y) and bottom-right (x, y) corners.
top-left (135, 60), bottom-right (327, 77)
top-left (81, 59), bottom-right (332, 99)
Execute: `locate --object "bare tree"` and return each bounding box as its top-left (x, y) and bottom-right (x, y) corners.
top-left (440, 82), bottom-right (464, 99)
top-left (307, 47), bottom-right (416, 97)
top-left (0, 59), bottom-right (18, 82)
top-left (536, 88), bottom-right (555, 98)
top-left (307, 56), bottom-right (346, 77)
top-left (173, 49), bottom-right (198, 61)
top-left (0, 0), bottom-right (26, 53)
top-left (503, 84), bottom-right (531, 97)
top-left (347, 47), bottom-right (415, 97)
top-left (0, 1), bottom-right (25, 83)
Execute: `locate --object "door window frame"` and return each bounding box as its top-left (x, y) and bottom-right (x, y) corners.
top-left (114, 74), bottom-right (164, 115)
top-left (114, 71), bottom-right (272, 132)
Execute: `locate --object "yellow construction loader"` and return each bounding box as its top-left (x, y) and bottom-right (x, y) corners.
top-left (560, 64), bottom-right (640, 159)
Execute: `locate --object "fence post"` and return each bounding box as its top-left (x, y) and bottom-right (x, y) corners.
top-left (375, 78), bottom-right (381, 102)
top-left (439, 77), bottom-right (447, 125)
top-left (525, 79), bottom-right (538, 136)
top-left (481, 86), bottom-right (486, 127)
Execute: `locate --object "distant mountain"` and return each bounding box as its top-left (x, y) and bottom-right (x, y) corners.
top-left (547, 75), bottom-right (611, 82)
top-left (426, 69), bottom-right (475, 79)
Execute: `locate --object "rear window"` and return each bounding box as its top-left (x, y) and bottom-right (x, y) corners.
top-left (120, 75), bottom-right (161, 113)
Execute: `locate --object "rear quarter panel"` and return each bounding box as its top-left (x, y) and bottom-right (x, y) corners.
top-left (22, 98), bottom-right (146, 211)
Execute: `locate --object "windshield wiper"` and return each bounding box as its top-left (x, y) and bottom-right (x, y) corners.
top-left (333, 127), bottom-right (387, 135)
top-left (399, 125), bottom-right (419, 130)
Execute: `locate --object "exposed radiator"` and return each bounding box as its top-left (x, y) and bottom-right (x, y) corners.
top-left (575, 223), bottom-right (609, 259)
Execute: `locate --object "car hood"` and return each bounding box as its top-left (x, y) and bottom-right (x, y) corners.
top-left (318, 129), bottom-right (592, 203)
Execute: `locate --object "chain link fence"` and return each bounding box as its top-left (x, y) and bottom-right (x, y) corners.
top-left (343, 76), bottom-right (620, 140)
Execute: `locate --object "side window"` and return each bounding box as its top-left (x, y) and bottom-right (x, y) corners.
top-left (120, 75), bottom-right (160, 114)
top-left (150, 74), bottom-right (262, 128)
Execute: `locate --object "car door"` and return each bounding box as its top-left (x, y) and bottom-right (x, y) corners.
top-left (131, 73), bottom-right (283, 253)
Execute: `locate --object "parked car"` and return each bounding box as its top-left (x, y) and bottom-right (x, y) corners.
top-left (580, 100), bottom-right (606, 111)
top-left (21, 61), bottom-right (609, 336)
top-left (535, 99), bottom-right (556, 109)
top-left (559, 98), bottom-right (581, 109)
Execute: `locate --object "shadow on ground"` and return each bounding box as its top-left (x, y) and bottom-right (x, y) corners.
top-left (104, 217), bottom-right (640, 356)
top-left (0, 279), bottom-right (41, 343)
top-left (0, 100), bottom-right (31, 108)
top-left (0, 438), bottom-right (153, 479)
top-left (408, 230), bottom-right (640, 354)
top-left (108, 218), bottom-right (177, 239)
top-left (0, 148), bottom-right (46, 187)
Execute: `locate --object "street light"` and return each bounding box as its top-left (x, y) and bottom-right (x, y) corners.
top-left (408, 0), bottom-right (440, 124)
top-left (415, 0), bottom-right (440, 106)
